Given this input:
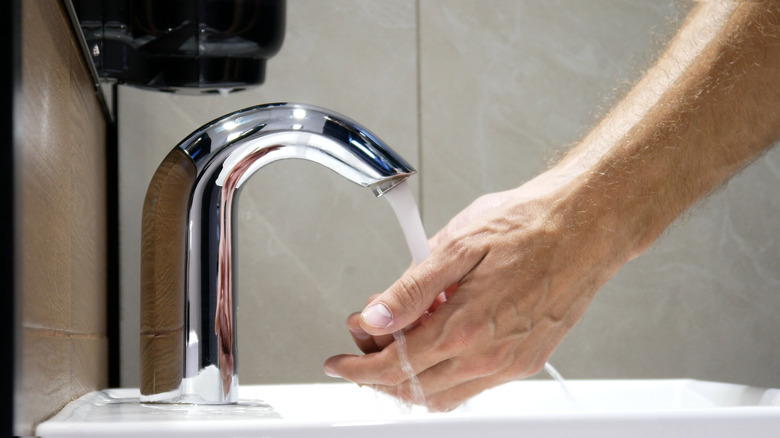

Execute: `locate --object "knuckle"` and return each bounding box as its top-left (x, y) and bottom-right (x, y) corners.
top-left (440, 323), bottom-right (483, 356)
top-left (468, 349), bottom-right (508, 378)
top-left (444, 236), bottom-right (474, 260)
top-left (491, 343), bottom-right (520, 371)
top-left (504, 352), bottom-right (546, 379)
top-left (394, 275), bottom-right (426, 312)
top-left (527, 357), bottom-right (548, 376)
top-left (373, 360), bottom-right (408, 386)
top-left (377, 370), bottom-right (405, 386)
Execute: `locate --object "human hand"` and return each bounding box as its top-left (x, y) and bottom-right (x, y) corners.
top-left (343, 189), bottom-right (516, 354)
top-left (324, 173), bottom-right (626, 411)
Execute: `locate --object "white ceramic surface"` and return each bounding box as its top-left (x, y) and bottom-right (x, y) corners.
top-left (37, 380), bottom-right (780, 437)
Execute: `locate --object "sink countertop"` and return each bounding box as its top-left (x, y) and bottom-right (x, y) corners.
top-left (37, 379), bottom-right (780, 438)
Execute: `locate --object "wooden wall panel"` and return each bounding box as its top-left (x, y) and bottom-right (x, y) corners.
top-left (18, 0), bottom-right (108, 434)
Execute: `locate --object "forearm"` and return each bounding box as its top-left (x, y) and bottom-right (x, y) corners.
top-left (546, 2), bottom-right (780, 262)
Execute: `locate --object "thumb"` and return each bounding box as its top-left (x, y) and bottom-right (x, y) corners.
top-left (359, 244), bottom-right (480, 335)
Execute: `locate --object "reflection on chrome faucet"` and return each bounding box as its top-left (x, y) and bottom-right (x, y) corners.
top-left (140, 103), bottom-right (415, 404)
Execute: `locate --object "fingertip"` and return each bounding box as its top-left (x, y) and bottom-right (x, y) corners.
top-left (324, 365), bottom-right (341, 379)
top-left (361, 302), bottom-right (394, 330)
top-left (348, 326), bottom-right (372, 342)
top-left (323, 354), bottom-right (353, 379)
top-left (346, 312), bottom-right (362, 329)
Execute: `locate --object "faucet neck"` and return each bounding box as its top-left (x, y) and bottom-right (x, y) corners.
top-left (140, 103), bottom-right (415, 403)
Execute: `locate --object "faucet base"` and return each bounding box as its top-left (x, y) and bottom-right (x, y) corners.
top-left (140, 366), bottom-right (239, 404)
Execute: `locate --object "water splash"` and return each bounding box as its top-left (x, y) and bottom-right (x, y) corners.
top-left (392, 331), bottom-right (428, 409)
top-left (544, 362), bottom-right (578, 408)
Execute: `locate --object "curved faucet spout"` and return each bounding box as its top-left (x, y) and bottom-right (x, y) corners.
top-left (140, 103), bottom-right (415, 403)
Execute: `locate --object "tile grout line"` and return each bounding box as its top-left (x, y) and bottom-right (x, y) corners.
top-left (415, 0), bottom-right (425, 225)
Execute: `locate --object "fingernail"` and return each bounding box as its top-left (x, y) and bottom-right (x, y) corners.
top-left (324, 366), bottom-right (341, 378)
top-left (362, 303), bottom-right (393, 328)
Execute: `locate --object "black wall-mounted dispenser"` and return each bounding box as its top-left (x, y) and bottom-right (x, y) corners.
top-left (72, 0), bottom-right (286, 93)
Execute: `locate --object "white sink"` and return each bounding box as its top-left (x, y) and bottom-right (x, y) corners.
top-left (37, 380), bottom-right (780, 437)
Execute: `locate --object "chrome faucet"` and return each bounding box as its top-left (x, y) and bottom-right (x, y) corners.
top-left (140, 103), bottom-right (415, 404)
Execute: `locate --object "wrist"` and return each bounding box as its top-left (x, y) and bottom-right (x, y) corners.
top-left (535, 166), bottom-right (650, 274)
top-left (555, 147), bottom-right (676, 264)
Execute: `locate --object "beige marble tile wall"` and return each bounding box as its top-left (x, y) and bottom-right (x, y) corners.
top-left (120, 0), bottom-right (780, 390)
